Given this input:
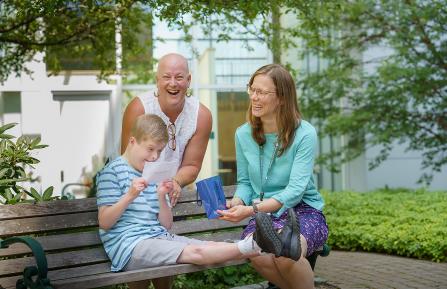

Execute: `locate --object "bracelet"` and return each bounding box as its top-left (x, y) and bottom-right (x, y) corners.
top-left (252, 203), bottom-right (259, 215)
top-left (172, 177), bottom-right (182, 188)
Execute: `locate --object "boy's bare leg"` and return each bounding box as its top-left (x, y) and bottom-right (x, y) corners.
top-left (177, 242), bottom-right (258, 265)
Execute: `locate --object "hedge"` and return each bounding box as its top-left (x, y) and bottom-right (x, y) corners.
top-left (322, 188), bottom-right (447, 262)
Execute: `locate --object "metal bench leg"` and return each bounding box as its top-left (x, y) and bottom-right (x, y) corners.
top-left (1, 237), bottom-right (54, 289)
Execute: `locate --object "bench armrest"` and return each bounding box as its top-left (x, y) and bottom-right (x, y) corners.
top-left (0, 236), bottom-right (54, 289)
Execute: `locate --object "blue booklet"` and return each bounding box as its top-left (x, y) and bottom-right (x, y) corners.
top-left (196, 176), bottom-right (227, 219)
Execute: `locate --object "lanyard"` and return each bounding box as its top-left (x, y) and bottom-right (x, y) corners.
top-left (259, 139), bottom-right (279, 201)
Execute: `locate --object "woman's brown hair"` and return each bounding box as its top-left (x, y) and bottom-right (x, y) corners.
top-left (247, 64), bottom-right (301, 156)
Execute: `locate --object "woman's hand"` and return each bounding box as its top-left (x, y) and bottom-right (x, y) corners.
top-left (218, 205), bottom-right (253, 223)
top-left (226, 197), bottom-right (244, 209)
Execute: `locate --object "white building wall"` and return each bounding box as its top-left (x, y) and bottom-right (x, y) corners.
top-left (0, 53), bottom-right (118, 196)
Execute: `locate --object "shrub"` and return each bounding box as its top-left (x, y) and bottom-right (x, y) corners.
top-left (322, 189), bottom-right (447, 262)
top-left (0, 123), bottom-right (57, 204)
top-left (173, 264), bottom-right (263, 289)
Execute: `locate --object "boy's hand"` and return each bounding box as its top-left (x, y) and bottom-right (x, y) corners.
top-left (129, 177), bottom-right (147, 198)
top-left (157, 180), bottom-right (174, 196)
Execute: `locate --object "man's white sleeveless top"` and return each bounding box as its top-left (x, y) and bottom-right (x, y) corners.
top-left (137, 91), bottom-right (199, 170)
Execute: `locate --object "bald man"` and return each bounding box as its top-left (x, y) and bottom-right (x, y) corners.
top-left (121, 54), bottom-right (212, 289)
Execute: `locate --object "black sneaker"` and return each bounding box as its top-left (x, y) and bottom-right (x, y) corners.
top-left (254, 212), bottom-right (283, 257)
top-left (253, 208), bottom-right (301, 261)
top-left (280, 208), bottom-right (301, 261)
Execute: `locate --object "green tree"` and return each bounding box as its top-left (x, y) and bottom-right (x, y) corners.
top-left (282, 0), bottom-right (447, 184)
top-left (1, 0), bottom-right (445, 183)
top-left (0, 0), bottom-right (156, 82)
top-left (153, 0), bottom-right (447, 183)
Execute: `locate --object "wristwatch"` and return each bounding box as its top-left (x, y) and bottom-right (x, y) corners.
top-left (252, 203), bottom-right (259, 215)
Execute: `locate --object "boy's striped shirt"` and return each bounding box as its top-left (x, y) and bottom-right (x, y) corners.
top-left (96, 157), bottom-right (166, 271)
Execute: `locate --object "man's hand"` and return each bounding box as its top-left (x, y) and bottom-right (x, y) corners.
top-left (129, 177), bottom-right (147, 199)
top-left (218, 205), bottom-right (253, 223)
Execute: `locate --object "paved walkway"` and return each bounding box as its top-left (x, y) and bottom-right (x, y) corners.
top-left (232, 250), bottom-right (447, 289)
top-left (314, 250), bottom-right (447, 289)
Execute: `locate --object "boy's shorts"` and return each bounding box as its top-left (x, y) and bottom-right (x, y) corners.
top-left (123, 232), bottom-right (205, 271)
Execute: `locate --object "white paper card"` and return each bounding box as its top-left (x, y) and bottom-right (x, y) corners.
top-left (142, 161), bottom-right (177, 184)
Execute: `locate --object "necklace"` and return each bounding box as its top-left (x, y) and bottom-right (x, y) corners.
top-left (259, 139), bottom-right (279, 201)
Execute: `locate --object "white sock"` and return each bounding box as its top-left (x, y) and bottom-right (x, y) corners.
top-left (237, 234), bottom-right (261, 255)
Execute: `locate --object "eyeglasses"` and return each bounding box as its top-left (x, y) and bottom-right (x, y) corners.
top-left (247, 85), bottom-right (276, 98)
top-left (168, 123), bottom-right (176, 151)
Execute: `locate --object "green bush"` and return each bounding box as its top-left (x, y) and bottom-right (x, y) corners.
top-left (0, 123), bottom-right (57, 204)
top-left (322, 188), bottom-right (447, 262)
top-left (97, 264), bottom-right (263, 289)
top-left (173, 264), bottom-right (263, 289)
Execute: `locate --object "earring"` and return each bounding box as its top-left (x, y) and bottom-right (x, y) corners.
top-left (186, 88), bottom-right (192, 97)
top-left (153, 90), bottom-right (159, 97)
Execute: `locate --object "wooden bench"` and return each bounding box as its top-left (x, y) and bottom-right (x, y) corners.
top-left (0, 185), bottom-right (330, 289)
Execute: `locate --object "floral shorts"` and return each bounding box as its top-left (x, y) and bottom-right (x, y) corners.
top-left (241, 202), bottom-right (329, 257)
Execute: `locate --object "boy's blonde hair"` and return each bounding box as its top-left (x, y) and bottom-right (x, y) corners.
top-left (131, 114), bottom-right (169, 144)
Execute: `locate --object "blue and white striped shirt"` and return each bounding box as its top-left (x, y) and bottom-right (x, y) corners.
top-left (96, 157), bottom-right (167, 271)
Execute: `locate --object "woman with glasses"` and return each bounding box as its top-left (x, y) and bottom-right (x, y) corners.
top-left (219, 64), bottom-right (328, 289)
top-left (120, 53), bottom-right (212, 289)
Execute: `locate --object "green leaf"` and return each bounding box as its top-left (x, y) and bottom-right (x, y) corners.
top-left (0, 168), bottom-right (10, 179)
top-left (28, 187), bottom-right (42, 201)
top-left (42, 186), bottom-right (54, 200)
top-left (4, 188), bottom-right (14, 200)
top-left (0, 177), bottom-right (29, 185)
top-left (0, 123), bottom-right (17, 134)
top-left (13, 191), bottom-right (23, 201)
top-left (0, 134), bottom-right (15, 140)
top-left (30, 136), bottom-right (41, 147)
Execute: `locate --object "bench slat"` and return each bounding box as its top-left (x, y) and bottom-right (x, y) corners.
top-left (0, 186), bottom-right (237, 221)
top-left (0, 248), bottom-right (108, 276)
top-left (179, 185), bottom-right (236, 202)
top-left (0, 230), bottom-right (244, 276)
top-left (172, 218), bottom-right (248, 235)
top-left (0, 212), bottom-right (98, 237)
top-left (0, 207), bottom-right (247, 237)
top-left (0, 231), bottom-right (100, 257)
top-left (0, 259), bottom-right (247, 289)
top-left (0, 198), bottom-right (97, 221)
top-left (53, 259), bottom-right (247, 289)
top-left (0, 263), bottom-right (111, 289)
top-left (0, 229), bottom-right (242, 258)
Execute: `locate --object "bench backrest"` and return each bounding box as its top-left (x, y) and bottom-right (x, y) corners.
top-left (0, 186), bottom-right (245, 288)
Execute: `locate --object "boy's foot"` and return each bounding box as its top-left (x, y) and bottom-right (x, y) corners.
top-left (237, 234), bottom-right (261, 255)
top-left (253, 208), bottom-right (301, 261)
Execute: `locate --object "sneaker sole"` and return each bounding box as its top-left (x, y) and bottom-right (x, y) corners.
top-left (255, 213), bottom-right (282, 256)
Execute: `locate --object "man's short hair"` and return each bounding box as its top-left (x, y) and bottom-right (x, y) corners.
top-left (131, 114), bottom-right (168, 144)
